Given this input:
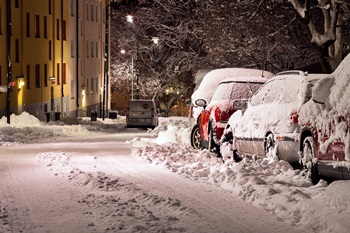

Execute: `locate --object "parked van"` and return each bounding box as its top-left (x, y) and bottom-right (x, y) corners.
top-left (126, 100), bottom-right (159, 129)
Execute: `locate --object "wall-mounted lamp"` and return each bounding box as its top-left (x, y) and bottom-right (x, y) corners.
top-left (49, 76), bottom-right (56, 84)
top-left (16, 76), bottom-right (25, 90)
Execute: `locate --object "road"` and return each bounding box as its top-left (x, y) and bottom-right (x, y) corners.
top-left (0, 130), bottom-right (302, 233)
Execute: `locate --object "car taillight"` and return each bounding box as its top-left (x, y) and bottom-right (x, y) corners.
top-left (290, 110), bottom-right (298, 124)
top-left (220, 111), bottom-right (230, 123)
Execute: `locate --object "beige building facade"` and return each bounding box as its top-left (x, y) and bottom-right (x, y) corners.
top-left (0, 0), bottom-right (111, 122)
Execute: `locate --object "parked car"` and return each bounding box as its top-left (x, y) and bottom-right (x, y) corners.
top-left (189, 68), bottom-right (268, 149)
top-left (224, 71), bottom-right (327, 163)
top-left (299, 54), bottom-right (350, 184)
top-left (126, 100), bottom-right (159, 129)
top-left (196, 69), bottom-right (272, 154)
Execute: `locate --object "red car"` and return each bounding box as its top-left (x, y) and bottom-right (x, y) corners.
top-left (299, 54), bottom-right (350, 184)
top-left (195, 72), bottom-right (271, 154)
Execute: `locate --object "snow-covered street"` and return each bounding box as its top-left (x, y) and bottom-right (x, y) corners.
top-left (0, 114), bottom-right (350, 233)
top-left (0, 137), bottom-right (300, 233)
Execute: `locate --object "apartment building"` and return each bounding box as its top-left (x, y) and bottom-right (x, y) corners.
top-left (0, 0), bottom-right (111, 122)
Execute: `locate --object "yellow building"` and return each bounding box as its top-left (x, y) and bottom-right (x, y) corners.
top-left (0, 0), bottom-right (111, 122)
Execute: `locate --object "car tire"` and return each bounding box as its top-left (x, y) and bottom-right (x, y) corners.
top-left (264, 133), bottom-right (279, 160)
top-left (190, 125), bottom-right (202, 150)
top-left (301, 136), bottom-right (320, 184)
top-left (208, 126), bottom-right (220, 156)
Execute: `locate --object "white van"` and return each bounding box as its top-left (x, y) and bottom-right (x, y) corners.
top-left (126, 100), bottom-right (159, 129)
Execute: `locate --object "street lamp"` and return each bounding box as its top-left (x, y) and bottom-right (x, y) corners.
top-left (126, 15), bottom-right (159, 100)
top-left (103, 0), bottom-right (117, 120)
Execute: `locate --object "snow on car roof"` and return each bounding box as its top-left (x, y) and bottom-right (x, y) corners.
top-left (218, 75), bottom-right (269, 84)
top-left (191, 68), bottom-right (273, 104)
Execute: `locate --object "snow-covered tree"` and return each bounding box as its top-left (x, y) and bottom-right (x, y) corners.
top-left (288, 0), bottom-right (350, 72)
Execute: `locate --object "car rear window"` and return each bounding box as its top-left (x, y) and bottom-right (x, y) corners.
top-left (211, 82), bottom-right (263, 102)
top-left (250, 77), bottom-right (317, 106)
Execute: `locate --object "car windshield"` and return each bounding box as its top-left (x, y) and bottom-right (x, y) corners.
top-left (211, 82), bottom-right (263, 102)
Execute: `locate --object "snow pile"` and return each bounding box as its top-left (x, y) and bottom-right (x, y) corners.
top-left (0, 112), bottom-right (127, 145)
top-left (131, 140), bottom-right (350, 232)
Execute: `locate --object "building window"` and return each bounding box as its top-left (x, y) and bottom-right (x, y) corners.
top-left (35, 15), bottom-right (40, 38)
top-left (44, 16), bottom-right (47, 38)
top-left (56, 19), bottom-right (60, 40)
top-left (0, 65), bottom-right (2, 85)
top-left (44, 64), bottom-right (48, 87)
top-left (91, 4), bottom-right (94, 21)
top-left (62, 20), bottom-right (67, 40)
top-left (96, 42), bottom-right (98, 58)
top-left (35, 64), bottom-right (40, 88)
top-left (96, 6), bottom-right (98, 22)
top-left (49, 40), bottom-right (52, 60)
top-left (86, 3), bottom-right (89, 20)
top-left (91, 77), bottom-right (94, 93)
top-left (15, 0), bottom-right (19, 8)
top-left (91, 41), bottom-right (94, 58)
top-left (62, 63), bottom-right (66, 84)
top-left (57, 63), bottom-right (60, 85)
top-left (48, 0), bottom-right (52, 15)
top-left (70, 0), bottom-right (75, 17)
top-left (15, 39), bottom-right (19, 63)
top-left (0, 8), bottom-right (2, 35)
top-left (86, 41), bottom-right (89, 57)
top-left (26, 13), bottom-right (30, 37)
top-left (26, 65), bottom-right (31, 89)
top-left (80, 20), bottom-right (83, 36)
top-left (70, 39), bottom-right (75, 58)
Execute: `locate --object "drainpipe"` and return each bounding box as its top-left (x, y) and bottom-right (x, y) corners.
top-left (61, 0), bottom-right (64, 114)
top-left (76, 0), bottom-right (79, 118)
top-left (6, 0), bottom-right (12, 124)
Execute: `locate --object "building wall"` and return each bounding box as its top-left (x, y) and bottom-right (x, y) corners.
top-left (0, 0), bottom-right (110, 122)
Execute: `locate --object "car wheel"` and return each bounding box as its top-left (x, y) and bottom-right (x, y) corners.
top-left (301, 136), bottom-right (320, 184)
top-left (208, 126), bottom-right (220, 156)
top-left (190, 125), bottom-right (202, 150)
top-left (264, 133), bottom-right (279, 161)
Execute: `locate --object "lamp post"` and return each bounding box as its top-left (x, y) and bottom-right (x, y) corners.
top-left (103, 0), bottom-right (116, 120)
top-left (126, 15), bottom-right (141, 99)
top-left (126, 16), bottom-right (159, 100)
top-left (6, 0), bottom-right (12, 124)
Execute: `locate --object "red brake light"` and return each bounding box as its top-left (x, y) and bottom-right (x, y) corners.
top-left (220, 111), bottom-right (230, 123)
top-left (290, 111), bottom-right (299, 124)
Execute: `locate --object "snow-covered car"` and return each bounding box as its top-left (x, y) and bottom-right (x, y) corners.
top-left (225, 71), bottom-right (327, 163)
top-left (196, 70), bottom-right (272, 154)
top-left (189, 68), bottom-right (271, 149)
top-left (299, 54), bottom-right (350, 184)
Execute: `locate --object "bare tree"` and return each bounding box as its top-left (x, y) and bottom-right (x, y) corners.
top-left (288, 0), bottom-right (350, 72)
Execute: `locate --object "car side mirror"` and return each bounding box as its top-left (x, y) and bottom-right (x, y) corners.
top-left (312, 76), bottom-right (335, 106)
top-left (195, 99), bottom-right (207, 108)
top-left (233, 99), bottom-right (247, 112)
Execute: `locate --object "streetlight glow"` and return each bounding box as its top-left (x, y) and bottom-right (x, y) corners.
top-left (120, 49), bottom-right (126, 54)
top-left (126, 15), bottom-right (133, 23)
top-left (152, 37), bottom-right (159, 44)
